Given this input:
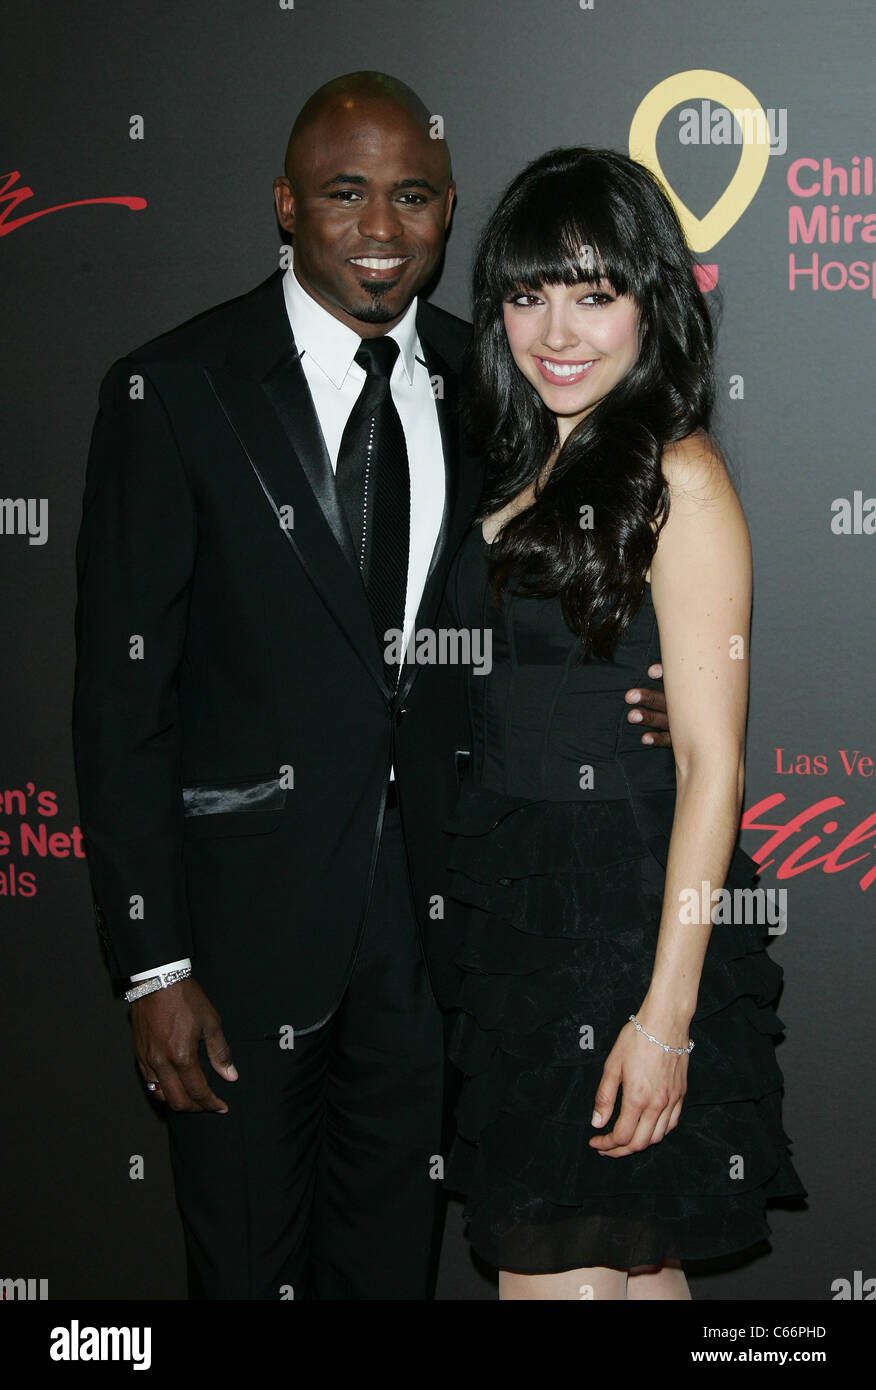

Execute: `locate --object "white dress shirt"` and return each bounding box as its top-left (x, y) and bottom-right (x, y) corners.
top-left (130, 258), bottom-right (446, 983)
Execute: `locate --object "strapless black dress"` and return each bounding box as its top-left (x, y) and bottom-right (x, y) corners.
top-left (441, 523), bottom-right (806, 1274)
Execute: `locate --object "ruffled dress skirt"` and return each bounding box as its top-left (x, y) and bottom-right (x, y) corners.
top-left (442, 784), bottom-right (806, 1274)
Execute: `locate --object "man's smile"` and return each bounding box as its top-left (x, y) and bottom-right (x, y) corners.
top-left (348, 254), bottom-right (412, 279)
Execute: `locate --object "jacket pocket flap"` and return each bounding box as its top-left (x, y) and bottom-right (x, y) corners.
top-left (181, 774), bottom-right (287, 837)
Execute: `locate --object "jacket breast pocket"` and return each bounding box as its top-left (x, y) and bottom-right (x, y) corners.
top-left (181, 773), bottom-right (287, 838)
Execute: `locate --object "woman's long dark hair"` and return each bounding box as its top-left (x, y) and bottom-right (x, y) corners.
top-left (465, 146), bottom-right (717, 659)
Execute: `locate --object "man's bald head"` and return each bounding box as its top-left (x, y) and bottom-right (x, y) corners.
top-left (284, 71), bottom-right (452, 185)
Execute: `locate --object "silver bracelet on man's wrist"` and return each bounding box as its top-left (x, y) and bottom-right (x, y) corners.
top-left (124, 966), bottom-right (192, 1003)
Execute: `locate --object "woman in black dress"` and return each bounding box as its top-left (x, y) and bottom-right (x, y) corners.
top-left (443, 148), bottom-right (805, 1300)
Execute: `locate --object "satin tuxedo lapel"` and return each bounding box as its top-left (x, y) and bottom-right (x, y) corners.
top-left (205, 271), bottom-right (390, 698)
top-left (395, 326), bottom-right (468, 709)
top-left (204, 269), bottom-right (476, 708)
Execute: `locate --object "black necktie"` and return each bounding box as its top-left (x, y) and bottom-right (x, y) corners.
top-left (335, 336), bottom-right (410, 687)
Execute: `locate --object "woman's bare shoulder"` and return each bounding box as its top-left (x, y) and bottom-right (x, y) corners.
top-left (660, 429), bottom-right (733, 508)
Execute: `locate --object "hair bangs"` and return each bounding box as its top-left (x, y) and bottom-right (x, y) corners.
top-left (487, 177), bottom-right (644, 303)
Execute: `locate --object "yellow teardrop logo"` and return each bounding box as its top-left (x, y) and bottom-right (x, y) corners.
top-left (629, 70), bottom-right (770, 253)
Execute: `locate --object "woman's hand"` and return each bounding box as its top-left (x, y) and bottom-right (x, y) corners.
top-left (588, 1011), bottom-right (690, 1156)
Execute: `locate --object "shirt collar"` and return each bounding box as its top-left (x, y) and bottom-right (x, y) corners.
top-left (282, 255), bottom-right (419, 389)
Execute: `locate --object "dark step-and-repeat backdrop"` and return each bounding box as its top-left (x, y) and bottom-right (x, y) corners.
top-left (1, 0), bottom-right (873, 1325)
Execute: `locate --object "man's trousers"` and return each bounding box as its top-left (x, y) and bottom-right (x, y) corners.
top-left (165, 803), bottom-right (448, 1299)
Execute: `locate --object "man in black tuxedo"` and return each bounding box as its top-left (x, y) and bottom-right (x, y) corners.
top-left (72, 71), bottom-right (672, 1300)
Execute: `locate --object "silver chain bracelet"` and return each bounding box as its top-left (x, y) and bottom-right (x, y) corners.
top-left (629, 1013), bottom-right (695, 1056)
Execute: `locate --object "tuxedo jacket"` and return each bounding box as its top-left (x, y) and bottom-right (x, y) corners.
top-left (72, 268), bottom-right (485, 1038)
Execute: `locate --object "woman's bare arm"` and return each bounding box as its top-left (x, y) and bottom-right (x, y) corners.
top-left (590, 430), bottom-right (753, 1155)
top-left (642, 430), bottom-right (752, 1029)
